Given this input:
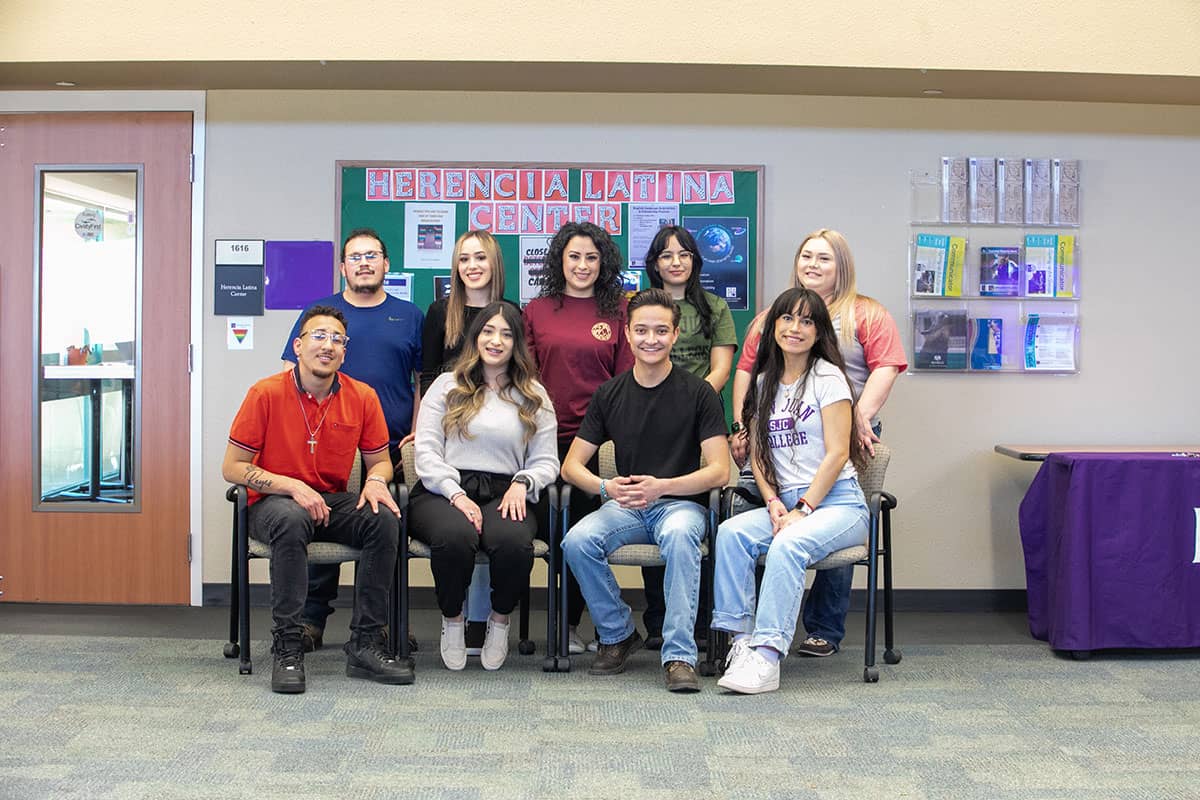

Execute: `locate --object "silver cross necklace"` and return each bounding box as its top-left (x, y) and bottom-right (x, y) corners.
top-left (294, 386), bottom-right (333, 454)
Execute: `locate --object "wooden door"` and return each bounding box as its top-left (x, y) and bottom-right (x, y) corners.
top-left (0, 112), bottom-right (192, 603)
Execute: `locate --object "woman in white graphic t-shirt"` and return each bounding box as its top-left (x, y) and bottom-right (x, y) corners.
top-left (711, 287), bottom-right (870, 695)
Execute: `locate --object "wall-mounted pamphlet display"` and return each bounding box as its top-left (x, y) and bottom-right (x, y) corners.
top-left (907, 161), bottom-right (1082, 374)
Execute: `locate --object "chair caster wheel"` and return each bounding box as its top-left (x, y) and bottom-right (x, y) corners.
top-left (556, 656), bottom-right (572, 673)
top-left (1070, 650), bottom-right (1091, 661)
top-left (697, 661), bottom-right (717, 677)
top-left (542, 657), bottom-right (557, 672)
top-left (883, 649), bottom-right (902, 665)
top-left (223, 643), bottom-right (240, 658)
top-left (239, 664), bottom-right (253, 675)
top-left (518, 639), bottom-right (536, 656)
top-left (863, 666), bottom-right (879, 683)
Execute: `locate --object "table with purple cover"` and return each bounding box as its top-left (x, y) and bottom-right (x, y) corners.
top-left (1018, 451), bottom-right (1200, 653)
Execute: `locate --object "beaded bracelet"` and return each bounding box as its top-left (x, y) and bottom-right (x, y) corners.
top-left (598, 479), bottom-right (610, 502)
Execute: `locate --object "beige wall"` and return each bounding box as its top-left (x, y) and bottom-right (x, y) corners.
top-left (200, 89), bottom-right (1200, 591)
top-left (5, 1), bottom-right (1199, 77)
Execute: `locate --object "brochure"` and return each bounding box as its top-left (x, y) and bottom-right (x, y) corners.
top-left (970, 318), bottom-right (1003, 370)
top-left (913, 233), bottom-right (965, 297)
top-left (979, 246), bottom-right (1022, 297)
top-left (1023, 314), bottom-right (1077, 371)
top-left (914, 309), bottom-right (968, 369)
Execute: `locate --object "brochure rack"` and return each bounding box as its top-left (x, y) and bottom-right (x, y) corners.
top-left (908, 161), bottom-right (1081, 374)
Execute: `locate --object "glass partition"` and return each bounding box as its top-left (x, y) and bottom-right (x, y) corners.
top-left (35, 167), bottom-right (141, 509)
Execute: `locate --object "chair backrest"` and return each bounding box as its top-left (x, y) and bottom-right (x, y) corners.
top-left (400, 440), bottom-right (419, 492)
top-left (348, 451), bottom-right (363, 493)
top-left (596, 440), bottom-right (718, 481)
top-left (857, 441), bottom-right (891, 500)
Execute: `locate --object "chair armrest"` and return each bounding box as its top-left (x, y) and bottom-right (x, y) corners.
top-left (225, 484), bottom-right (242, 503)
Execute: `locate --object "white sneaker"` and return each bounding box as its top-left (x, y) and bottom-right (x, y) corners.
top-left (440, 618), bottom-right (467, 671)
top-left (480, 618), bottom-right (510, 671)
top-left (724, 637), bottom-right (752, 673)
top-left (567, 626), bottom-right (587, 655)
top-left (717, 647), bottom-right (780, 694)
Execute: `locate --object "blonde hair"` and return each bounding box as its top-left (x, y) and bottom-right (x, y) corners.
top-left (446, 230), bottom-right (505, 349)
top-left (793, 228), bottom-right (858, 342)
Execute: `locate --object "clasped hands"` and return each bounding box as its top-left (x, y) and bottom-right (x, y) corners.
top-left (604, 475), bottom-right (667, 509)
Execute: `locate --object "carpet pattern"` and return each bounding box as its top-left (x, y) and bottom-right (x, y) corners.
top-left (1, 634), bottom-right (1197, 799)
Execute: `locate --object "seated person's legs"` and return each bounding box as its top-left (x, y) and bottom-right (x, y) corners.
top-left (300, 563), bottom-right (340, 650)
top-left (247, 494), bottom-right (318, 694)
top-left (408, 488), bottom-right (480, 671)
top-left (648, 500), bottom-right (707, 668)
top-left (320, 492), bottom-right (410, 685)
top-left (711, 507), bottom-right (774, 639)
top-left (562, 502), bottom-right (652, 674)
top-left (798, 565), bottom-right (853, 656)
top-left (641, 565), bottom-right (666, 647)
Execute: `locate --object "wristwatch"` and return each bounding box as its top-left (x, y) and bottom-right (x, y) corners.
top-left (511, 475), bottom-right (533, 491)
top-left (730, 421), bottom-right (742, 434)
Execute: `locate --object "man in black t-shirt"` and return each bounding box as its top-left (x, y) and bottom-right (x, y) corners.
top-left (561, 289), bottom-right (730, 693)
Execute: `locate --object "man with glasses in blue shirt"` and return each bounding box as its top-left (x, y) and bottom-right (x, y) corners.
top-left (281, 227), bottom-right (423, 653)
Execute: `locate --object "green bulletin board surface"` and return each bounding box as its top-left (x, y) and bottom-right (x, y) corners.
top-left (337, 161), bottom-right (764, 410)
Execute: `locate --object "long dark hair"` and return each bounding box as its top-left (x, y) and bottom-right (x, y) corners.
top-left (539, 221), bottom-right (624, 318)
top-left (442, 302), bottom-right (546, 445)
top-left (644, 225), bottom-right (713, 340)
top-left (743, 288), bottom-right (866, 493)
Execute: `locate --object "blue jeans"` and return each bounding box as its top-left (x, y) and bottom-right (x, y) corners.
top-left (712, 478), bottom-right (868, 656)
top-left (562, 498), bottom-right (706, 667)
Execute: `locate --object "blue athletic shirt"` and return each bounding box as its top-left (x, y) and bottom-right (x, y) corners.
top-left (282, 293), bottom-right (423, 449)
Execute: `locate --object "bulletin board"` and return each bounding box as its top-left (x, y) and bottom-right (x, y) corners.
top-left (335, 161), bottom-right (764, 406)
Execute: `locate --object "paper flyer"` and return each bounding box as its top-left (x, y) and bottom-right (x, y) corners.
top-left (226, 318), bottom-right (254, 350)
top-left (970, 318), bottom-right (1002, 370)
top-left (1023, 314), bottom-right (1077, 371)
top-left (681, 215), bottom-right (749, 310)
top-left (913, 309), bottom-right (968, 369)
top-left (519, 235), bottom-right (554, 306)
top-left (626, 203), bottom-right (680, 267)
top-left (913, 234), bottom-right (965, 297)
top-left (383, 273), bottom-right (413, 302)
top-left (620, 270), bottom-right (643, 295)
top-left (978, 246), bottom-right (1021, 297)
top-left (1024, 234), bottom-right (1074, 298)
top-left (403, 203), bottom-right (457, 269)
top-left (433, 275), bottom-right (453, 300)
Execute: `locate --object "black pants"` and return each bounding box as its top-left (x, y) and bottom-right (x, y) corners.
top-left (302, 447), bottom-right (400, 630)
top-left (248, 492), bottom-right (399, 640)
top-left (407, 473), bottom-right (540, 618)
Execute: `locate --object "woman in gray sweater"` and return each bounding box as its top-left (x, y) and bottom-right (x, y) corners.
top-left (411, 301), bottom-right (559, 671)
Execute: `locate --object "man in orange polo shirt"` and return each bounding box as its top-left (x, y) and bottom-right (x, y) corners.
top-left (222, 305), bottom-right (412, 693)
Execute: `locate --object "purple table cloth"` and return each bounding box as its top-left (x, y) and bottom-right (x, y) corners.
top-left (1019, 452), bottom-right (1200, 651)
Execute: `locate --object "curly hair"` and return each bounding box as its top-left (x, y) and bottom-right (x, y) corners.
top-left (645, 225), bottom-right (713, 340)
top-left (538, 221), bottom-right (625, 319)
top-left (743, 288), bottom-right (866, 494)
top-left (442, 302), bottom-right (547, 445)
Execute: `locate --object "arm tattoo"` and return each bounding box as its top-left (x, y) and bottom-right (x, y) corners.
top-left (243, 465), bottom-right (273, 491)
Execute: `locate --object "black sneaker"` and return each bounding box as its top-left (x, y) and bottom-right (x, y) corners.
top-left (588, 630), bottom-right (643, 676)
top-left (464, 620), bottom-right (486, 657)
top-left (345, 634), bottom-right (415, 685)
top-left (300, 622), bottom-right (324, 653)
top-left (644, 629), bottom-right (664, 651)
top-left (664, 660), bottom-right (701, 693)
top-left (271, 635), bottom-right (306, 694)
top-left (794, 636), bottom-right (837, 657)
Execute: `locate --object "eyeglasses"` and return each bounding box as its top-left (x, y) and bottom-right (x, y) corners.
top-left (657, 250), bottom-right (694, 264)
top-left (344, 251), bottom-right (383, 264)
top-left (300, 329), bottom-right (350, 347)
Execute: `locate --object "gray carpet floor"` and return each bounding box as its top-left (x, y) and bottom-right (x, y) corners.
top-left (1, 607), bottom-right (1198, 799)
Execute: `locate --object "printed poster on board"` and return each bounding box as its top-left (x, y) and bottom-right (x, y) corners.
top-left (682, 216), bottom-right (749, 310)
top-left (403, 203), bottom-right (457, 269)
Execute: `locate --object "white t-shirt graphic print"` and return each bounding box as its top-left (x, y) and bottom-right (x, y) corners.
top-left (762, 357), bottom-right (856, 491)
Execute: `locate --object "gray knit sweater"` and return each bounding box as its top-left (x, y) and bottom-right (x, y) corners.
top-left (415, 372), bottom-right (559, 503)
